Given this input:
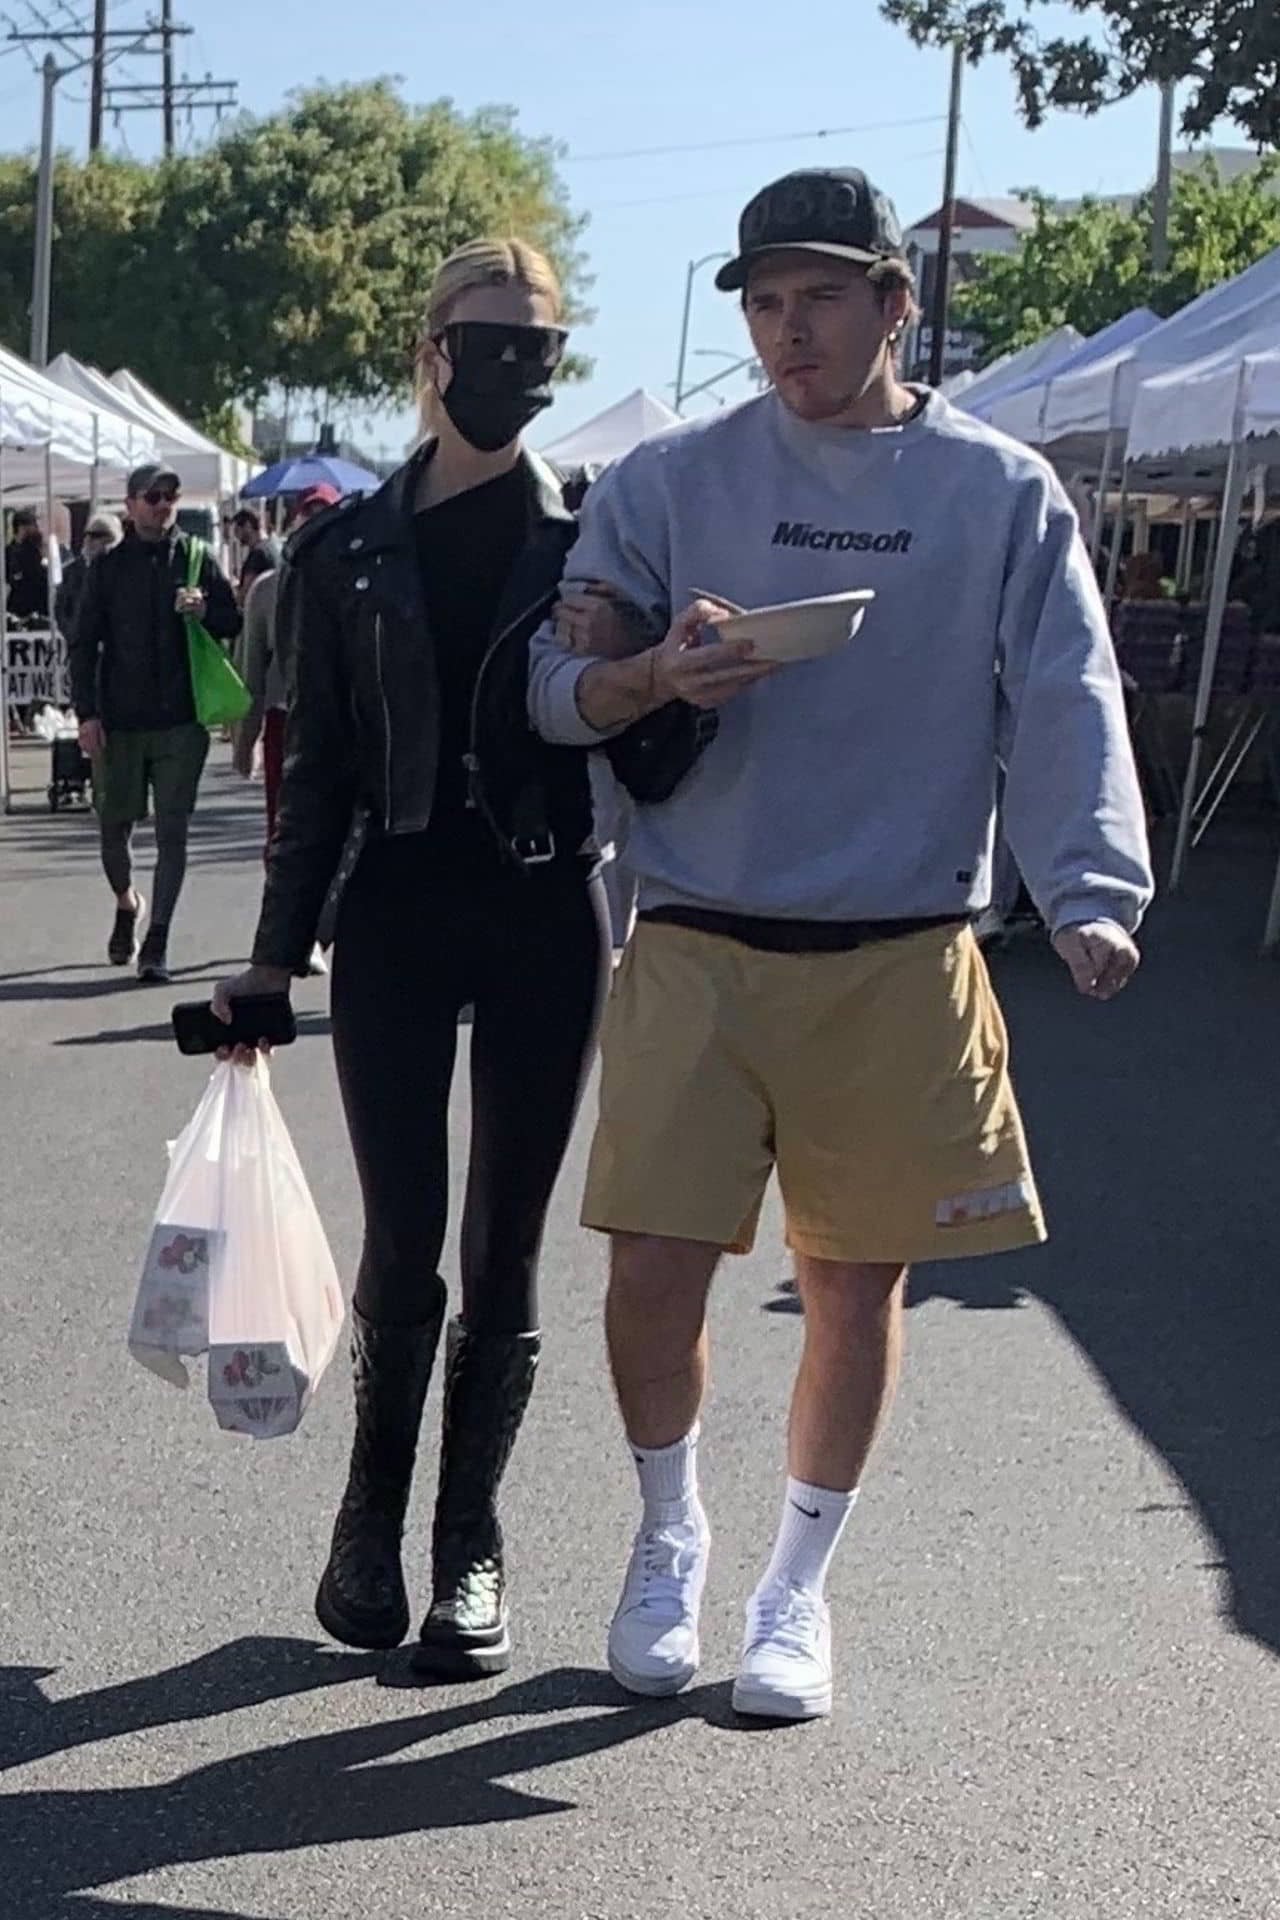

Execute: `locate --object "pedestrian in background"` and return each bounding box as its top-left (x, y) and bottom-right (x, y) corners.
top-left (5, 508), bottom-right (50, 622)
top-left (231, 506), bottom-right (280, 606)
top-left (71, 463), bottom-right (240, 984)
top-left (232, 483), bottom-right (339, 843)
top-left (55, 512), bottom-right (124, 643)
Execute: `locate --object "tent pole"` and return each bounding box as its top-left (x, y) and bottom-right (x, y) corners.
top-left (1174, 500), bottom-right (1194, 590)
top-left (1104, 465), bottom-right (1130, 608)
top-left (0, 409), bottom-right (11, 813)
top-left (1170, 435), bottom-right (1246, 889)
top-left (1089, 429), bottom-right (1114, 565)
top-left (89, 410), bottom-right (99, 520)
top-left (44, 443), bottom-right (57, 629)
top-left (1262, 846), bottom-right (1280, 953)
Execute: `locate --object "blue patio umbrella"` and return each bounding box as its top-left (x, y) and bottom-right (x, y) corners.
top-left (241, 453), bottom-right (381, 499)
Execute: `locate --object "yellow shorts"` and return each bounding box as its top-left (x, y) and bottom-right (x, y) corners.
top-left (582, 918), bottom-right (1046, 1265)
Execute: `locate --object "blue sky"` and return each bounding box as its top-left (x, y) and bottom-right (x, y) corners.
top-left (0, 0), bottom-right (1211, 450)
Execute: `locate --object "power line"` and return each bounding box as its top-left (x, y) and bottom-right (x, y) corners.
top-left (565, 113), bottom-right (946, 166)
top-left (596, 144), bottom-right (948, 212)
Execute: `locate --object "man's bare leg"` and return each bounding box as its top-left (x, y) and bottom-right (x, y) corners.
top-left (604, 1232), bottom-right (720, 1697)
top-left (734, 1257), bottom-right (907, 1722)
top-left (605, 1231), bottom-right (719, 1446)
top-left (789, 1257), bottom-right (907, 1489)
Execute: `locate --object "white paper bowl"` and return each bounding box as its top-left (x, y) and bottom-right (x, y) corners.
top-left (714, 589), bottom-right (875, 663)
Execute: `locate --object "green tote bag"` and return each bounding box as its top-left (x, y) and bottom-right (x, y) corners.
top-left (183, 536), bottom-right (251, 729)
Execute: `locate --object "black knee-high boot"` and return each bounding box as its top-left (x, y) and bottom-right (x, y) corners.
top-left (411, 1319), bottom-right (541, 1680)
top-left (315, 1289), bottom-right (446, 1650)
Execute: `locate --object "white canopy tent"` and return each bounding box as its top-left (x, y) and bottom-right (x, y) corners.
top-left (1041, 245), bottom-right (1280, 460)
top-left (977, 309), bottom-right (1162, 449)
top-left (1120, 331), bottom-right (1280, 911)
top-left (1126, 325), bottom-right (1280, 470)
top-left (945, 325), bottom-right (1082, 412)
top-left (0, 344), bottom-right (155, 502)
top-left (540, 389), bottom-right (680, 473)
top-left (1, 348), bottom-right (158, 809)
top-left (109, 366), bottom-right (254, 501)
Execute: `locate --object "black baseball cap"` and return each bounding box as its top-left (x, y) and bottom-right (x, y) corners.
top-left (716, 168), bottom-right (906, 292)
top-left (126, 462), bottom-right (181, 498)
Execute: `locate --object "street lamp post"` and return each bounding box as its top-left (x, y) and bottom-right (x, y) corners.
top-left (674, 253), bottom-right (732, 413)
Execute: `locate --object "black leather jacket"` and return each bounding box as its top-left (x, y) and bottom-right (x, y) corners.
top-left (252, 444), bottom-right (704, 972)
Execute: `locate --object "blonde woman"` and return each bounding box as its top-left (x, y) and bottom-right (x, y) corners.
top-left (215, 239), bottom-right (692, 1680)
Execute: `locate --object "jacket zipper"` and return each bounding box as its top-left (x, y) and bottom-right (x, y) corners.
top-left (374, 611), bottom-right (393, 822)
top-left (463, 589), bottom-right (557, 861)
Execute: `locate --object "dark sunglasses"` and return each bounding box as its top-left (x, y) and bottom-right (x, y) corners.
top-left (433, 321), bottom-right (568, 371)
top-left (143, 487), bottom-right (180, 506)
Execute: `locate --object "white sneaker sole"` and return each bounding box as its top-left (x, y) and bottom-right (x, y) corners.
top-left (607, 1643), bottom-right (700, 1698)
top-left (731, 1675), bottom-right (832, 1721)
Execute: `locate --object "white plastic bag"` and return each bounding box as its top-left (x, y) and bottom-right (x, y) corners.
top-left (129, 1057), bottom-right (345, 1438)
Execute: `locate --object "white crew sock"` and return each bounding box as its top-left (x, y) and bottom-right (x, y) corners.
top-left (630, 1425), bottom-right (704, 1529)
top-left (758, 1477), bottom-right (859, 1598)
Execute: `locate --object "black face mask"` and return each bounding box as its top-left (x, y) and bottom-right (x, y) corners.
top-left (434, 321), bottom-right (567, 452)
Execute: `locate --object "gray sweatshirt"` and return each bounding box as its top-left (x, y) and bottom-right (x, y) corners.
top-left (529, 389), bottom-right (1153, 933)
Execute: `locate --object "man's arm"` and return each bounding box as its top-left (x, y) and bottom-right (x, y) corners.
top-left (529, 446), bottom-right (770, 741)
top-left (996, 468), bottom-right (1153, 946)
top-left (198, 548), bottom-right (242, 644)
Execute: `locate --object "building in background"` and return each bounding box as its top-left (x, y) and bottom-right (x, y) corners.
top-left (902, 196), bottom-right (1036, 382)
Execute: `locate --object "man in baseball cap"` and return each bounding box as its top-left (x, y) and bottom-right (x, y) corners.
top-left (71, 457), bottom-right (238, 982)
top-left (125, 461), bottom-right (182, 502)
top-left (714, 166), bottom-right (907, 289)
top-left (531, 162), bottom-right (1150, 1722)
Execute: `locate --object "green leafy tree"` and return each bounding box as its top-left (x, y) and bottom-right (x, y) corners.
top-left (0, 80), bottom-right (588, 434)
top-left (880, 0), bottom-right (1280, 146)
top-left (955, 160), bottom-right (1280, 363)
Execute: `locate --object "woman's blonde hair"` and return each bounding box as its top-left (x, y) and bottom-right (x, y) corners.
top-left (416, 237), bottom-right (563, 426)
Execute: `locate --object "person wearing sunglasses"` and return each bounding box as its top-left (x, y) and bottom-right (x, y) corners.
top-left (212, 239), bottom-right (695, 1680)
top-left (70, 463), bottom-right (240, 984)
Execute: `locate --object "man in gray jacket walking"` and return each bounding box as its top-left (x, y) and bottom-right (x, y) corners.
top-left (529, 167), bottom-right (1152, 1724)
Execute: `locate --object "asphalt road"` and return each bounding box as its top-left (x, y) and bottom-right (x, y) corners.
top-left (2, 741), bottom-right (1278, 1920)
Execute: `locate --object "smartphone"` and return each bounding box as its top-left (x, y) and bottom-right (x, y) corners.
top-left (172, 994), bottom-right (297, 1057)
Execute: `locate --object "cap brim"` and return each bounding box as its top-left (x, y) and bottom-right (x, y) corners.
top-left (715, 241), bottom-right (893, 291)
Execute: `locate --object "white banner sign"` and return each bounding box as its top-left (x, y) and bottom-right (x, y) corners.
top-left (5, 628), bottom-right (70, 711)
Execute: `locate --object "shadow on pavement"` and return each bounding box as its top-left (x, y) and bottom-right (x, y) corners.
top-left (917, 844), bottom-right (1280, 1662)
top-left (0, 1643), bottom-right (730, 1918)
top-left (758, 841), bottom-right (1280, 1661)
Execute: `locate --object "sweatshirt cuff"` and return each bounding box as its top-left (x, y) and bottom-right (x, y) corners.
top-left (1050, 895), bottom-right (1144, 938)
top-left (530, 651), bottom-right (625, 746)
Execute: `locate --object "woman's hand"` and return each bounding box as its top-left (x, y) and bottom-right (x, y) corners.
top-left (555, 582), bottom-right (653, 660)
top-left (212, 963), bottom-right (292, 1065)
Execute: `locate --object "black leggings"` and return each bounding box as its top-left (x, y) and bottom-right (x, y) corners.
top-left (330, 835), bottom-right (610, 1335)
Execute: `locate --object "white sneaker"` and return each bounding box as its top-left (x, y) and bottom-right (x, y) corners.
top-left (308, 944), bottom-right (329, 977)
top-left (732, 1578), bottom-right (833, 1721)
top-left (607, 1510), bottom-right (709, 1697)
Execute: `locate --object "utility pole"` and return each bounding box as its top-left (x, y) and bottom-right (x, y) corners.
top-left (161, 0), bottom-right (175, 154)
top-left (89, 0), bottom-right (108, 155)
top-left (8, 22), bottom-right (185, 363)
top-left (1151, 78), bottom-right (1177, 277)
top-left (31, 53), bottom-right (56, 365)
top-left (928, 40), bottom-right (964, 387)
